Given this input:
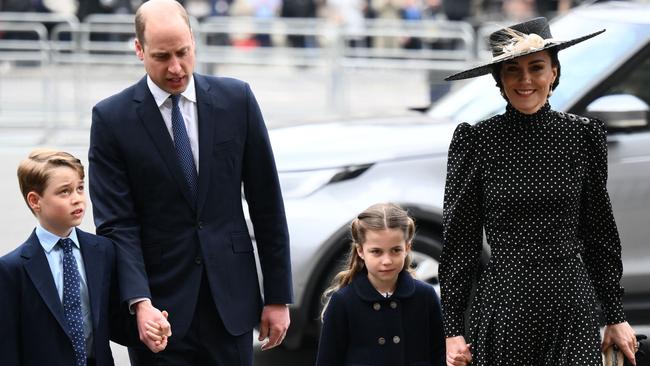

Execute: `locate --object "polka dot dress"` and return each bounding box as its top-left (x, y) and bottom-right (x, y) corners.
top-left (439, 102), bottom-right (626, 365)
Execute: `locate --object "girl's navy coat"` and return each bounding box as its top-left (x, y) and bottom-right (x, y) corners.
top-left (316, 269), bottom-right (445, 366)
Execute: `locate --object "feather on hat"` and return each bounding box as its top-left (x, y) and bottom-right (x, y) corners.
top-left (445, 17), bottom-right (605, 81)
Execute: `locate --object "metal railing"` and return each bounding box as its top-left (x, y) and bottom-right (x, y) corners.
top-left (195, 17), bottom-right (476, 69)
top-left (0, 12), bottom-right (485, 131)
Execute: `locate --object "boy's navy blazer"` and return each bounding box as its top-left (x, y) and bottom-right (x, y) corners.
top-left (316, 270), bottom-right (446, 366)
top-left (88, 73), bottom-right (292, 339)
top-left (0, 228), bottom-right (124, 366)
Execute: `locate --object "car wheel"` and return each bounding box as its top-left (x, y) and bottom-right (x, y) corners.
top-left (410, 229), bottom-right (443, 294)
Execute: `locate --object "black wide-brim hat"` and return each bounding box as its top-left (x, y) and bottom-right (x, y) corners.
top-left (445, 17), bottom-right (605, 81)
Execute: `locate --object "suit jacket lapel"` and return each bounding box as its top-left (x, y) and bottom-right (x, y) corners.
top-left (134, 76), bottom-right (196, 209)
top-left (195, 74), bottom-right (217, 217)
top-left (78, 229), bottom-right (104, 331)
top-left (22, 231), bottom-right (72, 339)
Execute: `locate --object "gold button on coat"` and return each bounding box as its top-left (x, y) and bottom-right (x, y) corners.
top-left (373, 303), bottom-right (381, 311)
top-left (378, 337), bottom-right (386, 345)
top-left (393, 336), bottom-right (401, 344)
top-left (390, 301), bottom-right (397, 309)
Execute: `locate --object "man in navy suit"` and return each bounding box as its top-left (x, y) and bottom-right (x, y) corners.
top-left (88, 0), bottom-right (293, 364)
top-left (0, 149), bottom-right (131, 366)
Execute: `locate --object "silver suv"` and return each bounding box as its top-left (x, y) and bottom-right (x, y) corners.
top-left (253, 1), bottom-right (650, 347)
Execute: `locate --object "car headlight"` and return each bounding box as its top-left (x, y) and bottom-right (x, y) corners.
top-left (278, 164), bottom-right (372, 198)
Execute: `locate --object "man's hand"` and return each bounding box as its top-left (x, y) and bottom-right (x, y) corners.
top-left (446, 336), bottom-right (472, 366)
top-left (258, 304), bottom-right (290, 351)
top-left (602, 321), bottom-right (637, 366)
top-left (134, 300), bottom-right (172, 353)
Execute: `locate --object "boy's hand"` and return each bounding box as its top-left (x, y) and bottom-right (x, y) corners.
top-left (135, 300), bottom-right (171, 353)
top-left (145, 311), bottom-right (169, 349)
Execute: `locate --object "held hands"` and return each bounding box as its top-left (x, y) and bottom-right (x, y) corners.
top-left (135, 300), bottom-right (172, 353)
top-left (258, 304), bottom-right (290, 351)
top-left (446, 336), bottom-right (472, 366)
top-left (602, 321), bottom-right (637, 366)
top-left (144, 311), bottom-right (169, 350)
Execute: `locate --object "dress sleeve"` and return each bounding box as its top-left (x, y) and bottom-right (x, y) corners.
top-left (579, 118), bottom-right (626, 324)
top-left (439, 122), bottom-right (484, 337)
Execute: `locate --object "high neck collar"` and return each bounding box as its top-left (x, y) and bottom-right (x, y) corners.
top-left (505, 102), bottom-right (552, 125)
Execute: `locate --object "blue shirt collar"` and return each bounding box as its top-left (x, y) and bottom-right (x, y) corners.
top-left (35, 223), bottom-right (80, 253)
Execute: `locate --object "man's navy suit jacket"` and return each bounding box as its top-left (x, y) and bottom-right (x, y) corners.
top-left (88, 74), bottom-right (293, 339)
top-left (0, 228), bottom-right (125, 366)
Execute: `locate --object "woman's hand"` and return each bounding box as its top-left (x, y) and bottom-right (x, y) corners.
top-left (446, 336), bottom-right (472, 366)
top-left (602, 321), bottom-right (637, 366)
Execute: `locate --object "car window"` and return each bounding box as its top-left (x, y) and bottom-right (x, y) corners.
top-left (600, 46), bottom-right (650, 107)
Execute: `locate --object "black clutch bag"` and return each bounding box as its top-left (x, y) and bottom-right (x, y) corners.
top-left (603, 334), bottom-right (649, 366)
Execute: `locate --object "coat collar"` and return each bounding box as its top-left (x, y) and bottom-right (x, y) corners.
top-left (134, 75), bottom-right (197, 210)
top-left (22, 229), bottom-right (107, 339)
top-left (352, 268), bottom-right (416, 302)
top-left (133, 73), bottom-right (223, 215)
top-left (194, 74), bottom-right (217, 218)
top-left (77, 229), bottom-right (106, 331)
top-left (21, 230), bottom-right (71, 339)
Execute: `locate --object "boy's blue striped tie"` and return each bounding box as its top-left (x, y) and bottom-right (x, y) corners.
top-left (60, 238), bottom-right (86, 366)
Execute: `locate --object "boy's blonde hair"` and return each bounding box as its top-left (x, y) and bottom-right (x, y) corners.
top-left (321, 203), bottom-right (416, 320)
top-left (17, 149), bottom-right (85, 214)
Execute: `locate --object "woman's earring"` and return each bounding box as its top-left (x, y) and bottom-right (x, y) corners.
top-left (548, 89), bottom-right (553, 97)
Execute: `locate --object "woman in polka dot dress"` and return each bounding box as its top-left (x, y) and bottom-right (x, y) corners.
top-left (439, 17), bottom-right (638, 366)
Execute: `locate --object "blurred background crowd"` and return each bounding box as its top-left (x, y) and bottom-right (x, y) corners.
top-left (0, 0), bottom-right (596, 33)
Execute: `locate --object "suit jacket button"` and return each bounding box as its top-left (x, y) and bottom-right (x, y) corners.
top-left (390, 301), bottom-right (397, 309)
top-left (197, 221), bottom-right (204, 230)
top-left (393, 336), bottom-right (401, 344)
top-left (377, 337), bottom-right (386, 345)
top-left (373, 303), bottom-right (381, 311)
top-left (195, 256), bottom-right (202, 265)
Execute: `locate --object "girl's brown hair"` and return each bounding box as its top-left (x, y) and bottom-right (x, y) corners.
top-left (320, 203), bottom-right (415, 320)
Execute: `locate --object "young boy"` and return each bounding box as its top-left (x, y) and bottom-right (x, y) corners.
top-left (0, 149), bottom-right (166, 366)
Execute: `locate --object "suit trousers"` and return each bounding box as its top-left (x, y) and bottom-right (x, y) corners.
top-left (128, 270), bottom-right (254, 366)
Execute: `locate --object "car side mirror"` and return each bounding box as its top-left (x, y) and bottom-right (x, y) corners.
top-left (585, 94), bottom-right (649, 130)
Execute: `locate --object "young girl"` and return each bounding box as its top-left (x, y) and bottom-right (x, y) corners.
top-left (315, 203), bottom-right (445, 366)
